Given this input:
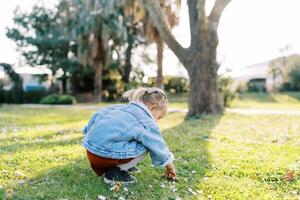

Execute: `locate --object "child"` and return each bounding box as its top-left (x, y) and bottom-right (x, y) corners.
top-left (82, 87), bottom-right (176, 184)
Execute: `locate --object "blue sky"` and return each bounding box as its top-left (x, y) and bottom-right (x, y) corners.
top-left (1, 0), bottom-right (300, 77)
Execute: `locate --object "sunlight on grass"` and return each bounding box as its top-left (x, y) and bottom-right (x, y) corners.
top-left (232, 92), bottom-right (300, 110)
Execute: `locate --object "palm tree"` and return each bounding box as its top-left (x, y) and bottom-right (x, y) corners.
top-left (57, 0), bottom-right (126, 101)
top-left (126, 0), bottom-right (180, 89)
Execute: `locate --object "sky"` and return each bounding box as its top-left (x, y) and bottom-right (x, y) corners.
top-left (1, 0), bottom-right (300, 77)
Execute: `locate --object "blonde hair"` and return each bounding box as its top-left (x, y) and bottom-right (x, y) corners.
top-left (122, 87), bottom-right (168, 108)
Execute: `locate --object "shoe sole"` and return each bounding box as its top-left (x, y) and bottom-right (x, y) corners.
top-left (103, 177), bottom-right (136, 184)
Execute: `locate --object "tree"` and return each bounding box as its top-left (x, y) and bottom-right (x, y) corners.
top-left (284, 56), bottom-right (300, 90)
top-left (6, 5), bottom-right (77, 94)
top-left (129, 0), bottom-right (180, 89)
top-left (268, 58), bottom-right (284, 92)
top-left (143, 0), bottom-right (231, 116)
top-left (143, 3), bottom-right (180, 89)
top-left (0, 63), bottom-right (23, 103)
top-left (58, 0), bottom-right (137, 101)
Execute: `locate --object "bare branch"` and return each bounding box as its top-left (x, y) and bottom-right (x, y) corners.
top-left (142, 0), bottom-right (186, 61)
top-left (208, 0), bottom-right (231, 30)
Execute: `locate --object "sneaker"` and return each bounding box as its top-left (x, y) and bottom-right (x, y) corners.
top-left (104, 167), bottom-right (136, 184)
top-left (128, 166), bottom-right (141, 173)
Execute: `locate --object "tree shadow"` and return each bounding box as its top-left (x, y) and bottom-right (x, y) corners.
top-left (11, 113), bottom-right (222, 199)
top-left (163, 113), bottom-right (222, 194)
top-left (1, 130), bottom-right (82, 154)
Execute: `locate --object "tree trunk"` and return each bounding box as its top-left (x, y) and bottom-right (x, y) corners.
top-left (185, 31), bottom-right (223, 116)
top-left (187, 59), bottom-right (222, 116)
top-left (92, 31), bottom-right (106, 102)
top-left (123, 32), bottom-right (134, 84)
top-left (61, 73), bottom-right (68, 94)
top-left (94, 60), bottom-right (103, 102)
top-left (155, 35), bottom-right (164, 89)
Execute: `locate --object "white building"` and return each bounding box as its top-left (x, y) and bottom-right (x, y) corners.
top-left (223, 57), bottom-right (289, 92)
top-left (0, 65), bottom-right (52, 91)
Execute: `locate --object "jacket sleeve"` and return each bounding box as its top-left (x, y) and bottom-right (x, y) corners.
top-left (135, 123), bottom-right (174, 167)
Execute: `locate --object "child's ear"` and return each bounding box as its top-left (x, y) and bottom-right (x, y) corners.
top-left (150, 104), bottom-right (159, 111)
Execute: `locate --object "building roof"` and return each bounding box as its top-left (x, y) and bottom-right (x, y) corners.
top-left (226, 60), bottom-right (270, 81)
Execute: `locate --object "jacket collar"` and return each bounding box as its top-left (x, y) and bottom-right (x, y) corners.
top-left (129, 101), bottom-right (156, 121)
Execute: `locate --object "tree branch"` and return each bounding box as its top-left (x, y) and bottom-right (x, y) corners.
top-left (187, 0), bottom-right (206, 48)
top-left (142, 0), bottom-right (186, 61)
top-left (208, 0), bottom-right (231, 30)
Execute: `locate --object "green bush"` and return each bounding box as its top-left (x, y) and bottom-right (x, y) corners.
top-left (0, 87), bottom-right (49, 104)
top-left (146, 76), bottom-right (189, 94)
top-left (164, 76), bottom-right (189, 93)
top-left (40, 94), bottom-right (76, 105)
top-left (287, 64), bottom-right (300, 90)
top-left (218, 76), bottom-right (237, 107)
top-left (0, 87), bottom-right (4, 103)
top-left (280, 55), bottom-right (300, 91)
top-left (0, 90), bottom-right (13, 103)
top-left (23, 90), bottom-right (48, 103)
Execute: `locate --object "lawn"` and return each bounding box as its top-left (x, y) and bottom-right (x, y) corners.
top-left (168, 92), bottom-right (300, 110)
top-left (231, 92), bottom-right (300, 110)
top-left (0, 99), bottom-right (300, 199)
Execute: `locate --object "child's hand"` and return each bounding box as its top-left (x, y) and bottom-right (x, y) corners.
top-left (165, 163), bottom-right (177, 180)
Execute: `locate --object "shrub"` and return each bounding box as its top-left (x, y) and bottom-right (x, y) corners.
top-left (164, 76), bottom-right (189, 93)
top-left (288, 64), bottom-right (300, 90)
top-left (280, 55), bottom-right (300, 91)
top-left (0, 84), bottom-right (4, 103)
top-left (146, 76), bottom-right (189, 94)
top-left (218, 76), bottom-right (237, 107)
top-left (23, 90), bottom-right (48, 103)
top-left (40, 94), bottom-right (76, 105)
top-left (0, 86), bottom-right (23, 104)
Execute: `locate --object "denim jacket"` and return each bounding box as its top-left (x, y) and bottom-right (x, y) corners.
top-left (82, 101), bottom-right (174, 167)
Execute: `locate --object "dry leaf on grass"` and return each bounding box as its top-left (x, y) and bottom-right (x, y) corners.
top-left (282, 170), bottom-right (295, 182)
top-left (109, 182), bottom-right (122, 192)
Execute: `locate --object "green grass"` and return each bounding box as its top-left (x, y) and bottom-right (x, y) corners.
top-left (167, 92), bottom-right (300, 110)
top-left (1, 103), bottom-right (300, 199)
top-left (231, 92), bottom-right (300, 110)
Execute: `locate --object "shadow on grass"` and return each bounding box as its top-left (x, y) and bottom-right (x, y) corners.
top-left (0, 133), bottom-right (82, 154)
top-left (12, 114), bottom-right (222, 199)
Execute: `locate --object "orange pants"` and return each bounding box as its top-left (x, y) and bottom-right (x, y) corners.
top-left (86, 150), bottom-right (133, 176)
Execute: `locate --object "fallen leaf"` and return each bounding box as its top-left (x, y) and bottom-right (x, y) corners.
top-left (109, 182), bottom-right (122, 192)
top-left (283, 170), bottom-right (295, 182)
top-left (6, 189), bottom-right (13, 199)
